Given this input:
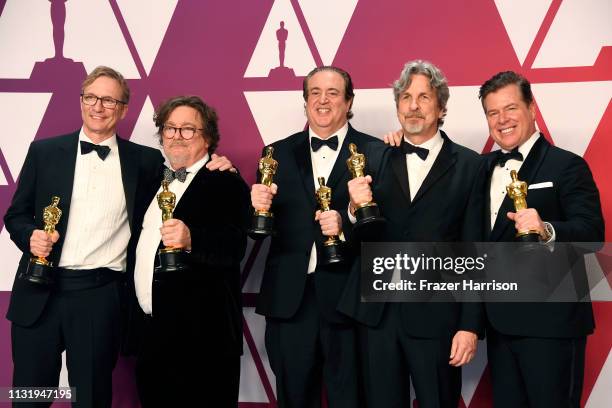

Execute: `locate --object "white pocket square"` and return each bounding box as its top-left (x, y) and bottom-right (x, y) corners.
top-left (529, 181), bottom-right (553, 190)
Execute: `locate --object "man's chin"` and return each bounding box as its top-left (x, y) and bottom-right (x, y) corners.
top-left (402, 125), bottom-right (423, 135)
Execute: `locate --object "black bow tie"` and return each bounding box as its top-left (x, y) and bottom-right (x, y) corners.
top-left (310, 135), bottom-right (338, 152)
top-left (495, 149), bottom-right (523, 167)
top-left (401, 141), bottom-right (429, 160)
top-left (163, 166), bottom-right (188, 183)
top-left (80, 141), bottom-right (110, 160)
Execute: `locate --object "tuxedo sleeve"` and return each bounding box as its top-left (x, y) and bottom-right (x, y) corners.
top-left (4, 143), bottom-right (38, 254)
top-left (552, 155), bottom-right (604, 242)
top-left (459, 158), bottom-right (486, 338)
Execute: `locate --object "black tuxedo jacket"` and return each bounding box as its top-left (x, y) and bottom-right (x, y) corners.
top-left (130, 163), bottom-right (250, 356)
top-left (339, 131), bottom-right (486, 338)
top-left (4, 131), bottom-right (164, 327)
top-left (255, 125), bottom-right (382, 323)
top-left (484, 135), bottom-right (604, 338)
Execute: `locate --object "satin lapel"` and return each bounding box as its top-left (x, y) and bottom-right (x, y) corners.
top-left (326, 126), bottom-right (354, 190)
top-left (53, 132), bottom-right (79, 241)
top-left (391, 142), bottom-right (411, 203)
top-left (484, 152), bottom-right (497, 233)
top-left (411, 133), bottom-right (455, 205)
top-left (117, 136), bottom-right (139, 231)
top-left (490, 135), bottom-right (549, 241)
top-left (173, 165), bottom-right (208, 218)
top-left (292, 132), bottom-right (317, 207)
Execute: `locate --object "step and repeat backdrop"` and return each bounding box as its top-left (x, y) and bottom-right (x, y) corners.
top-left (0, 0), bottom-right (610, 406)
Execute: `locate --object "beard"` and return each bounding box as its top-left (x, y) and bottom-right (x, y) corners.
top-left (402, 121), bottom-right (424, 135)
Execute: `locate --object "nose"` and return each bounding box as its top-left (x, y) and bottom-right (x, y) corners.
top-left (92, 98), bottom-right (104, 112)
top-left (498, 110), bottom-right (508, 123)
top-left (408, 98), bottom-right (419, 111)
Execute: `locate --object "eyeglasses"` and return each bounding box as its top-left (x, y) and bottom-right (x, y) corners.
top-left (162, 125), bottom-right (203, 140)
top-left (81, 93), bottom-right (127, 109)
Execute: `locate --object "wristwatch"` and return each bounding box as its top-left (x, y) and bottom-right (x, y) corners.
top-left (539, 222), bottom-right (554, 242)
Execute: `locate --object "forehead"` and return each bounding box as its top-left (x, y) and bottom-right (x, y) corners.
top-left (402, 74), bottom-right (434, 94)
top-left (167, 105), bottom-right (202, 125)
top-left (484, 84), bottom-right (525, 109)
top-left (83, 76), bottom-right (123, 98)
top-left (307, 70), bottom-right (345, 91)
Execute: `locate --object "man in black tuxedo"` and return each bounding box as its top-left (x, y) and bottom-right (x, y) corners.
top-left (250, 66), bottom-right (381, 407)
top-left (479, 71), bottom-right (604, 407)
top-left (3, 66), bottom-right (164, 407)
top-left (132, 96), bottom-right (249, 407)
top-left (339, 60), bottom-right (485, 408)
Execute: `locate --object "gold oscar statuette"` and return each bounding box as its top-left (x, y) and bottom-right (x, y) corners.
top-left (506, 170), bottom-right (540, 242)
top-left (24, 196), bottom-right (62, 284)
top-left (315, 177), bottom-right (344, 265)
top-left (346, 143), bottom-right (386, 237)
top-left (155, 179), bottom-right (189, 274)
top-left (248, 146), bottom-right (278, 239)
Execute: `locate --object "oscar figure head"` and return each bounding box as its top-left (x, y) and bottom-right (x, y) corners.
top-left (346, 143), bottom-right (366, 178)
top-left (259, 146), bottom-right (278, 187)
top-left (506, 170), bottom-right (528, 211)
top-left (42, 196), bottom-right (62, 234)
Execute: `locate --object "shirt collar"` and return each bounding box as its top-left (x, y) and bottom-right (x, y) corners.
top-left (165, 153), bottom-right (209, 176)
top-left (309, 122), bottom-right (349, 148)
top-left (403, 129), bottom-right (443, 151)
top-left (79, 128), bottom-right (118, 149)
top-left (500, 131), bottom-right (540, 157)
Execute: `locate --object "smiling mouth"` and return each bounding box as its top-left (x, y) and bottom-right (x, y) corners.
top-left (500, 127), bottom-right (515, 134)
top-left (316, 108), bottom-right (331, 114)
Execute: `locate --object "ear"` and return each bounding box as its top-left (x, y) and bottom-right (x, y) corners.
top-left (528, 101), bottom-right (536, 120)
top-left (119, 104), bottom-right (129, 120)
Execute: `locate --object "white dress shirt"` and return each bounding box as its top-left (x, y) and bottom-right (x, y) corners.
top-left (306, 123), bottom-right (348, 274)
top-left (403, 130), bottom-right (444, 200)
top-left (58, 129), bottom-right (129, 271)
top-left (134, 155), bottom-right (208, 315)
top-left (347, 130), bottom-right (444, 223)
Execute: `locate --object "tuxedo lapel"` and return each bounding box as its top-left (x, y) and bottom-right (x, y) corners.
top-left (391, 143), bottom-right (411, 203)
top-left (292, 132), bottom-right (317, 208)
top-left (326, 126), bottom-right (356, 190)
top-left (411, 132), bottom-right (455, 205)
top-left (489, 135), bottom-right (549, 241)
top-left (117, 137), bottom-right (139, 231)
top-left (52, 132), bottom-right (79, 241)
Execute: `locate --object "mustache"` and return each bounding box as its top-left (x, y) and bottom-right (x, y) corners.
top-left (168, 141), bottom-right (188, 147)
top-left (404, 112), bottom-right (425, 119)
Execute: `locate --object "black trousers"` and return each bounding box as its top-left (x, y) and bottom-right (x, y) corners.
top-left (359, 304), bottom-right (461, 408)
top-left (136, 277), bottom-right (240, 408)
top-left (487, 329), bottom-right (586, 408)
top-left (265, 276), bottom-right (362, 408)
top-left (11, 279), bottom-right (121, 408)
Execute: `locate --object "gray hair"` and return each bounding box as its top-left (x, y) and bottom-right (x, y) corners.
top-left (392, 60), bottom-right (449, 126)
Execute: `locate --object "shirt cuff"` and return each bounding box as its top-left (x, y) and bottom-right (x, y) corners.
top-left (347, 203), bottom-right (357, 224)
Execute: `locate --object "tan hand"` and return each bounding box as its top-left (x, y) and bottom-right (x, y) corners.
top-left (30, 229), bottom-right (60, 258)
top-left (206, 153), bottom-right (237, 173)
top-left (315, 210), bottom-right (342, 236)
top-left (382, 130), bottom-right (403, 146)
top-left (449, 330), bottom-right (478, 367)
top-left (160, 218), bottom-right (191, 250)
top-left (348, 175), bottom-right (373, 212)
top-left (251, 183), bottom-right (278, 211)
top-left (507, 208), bottom-right (545, 236)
